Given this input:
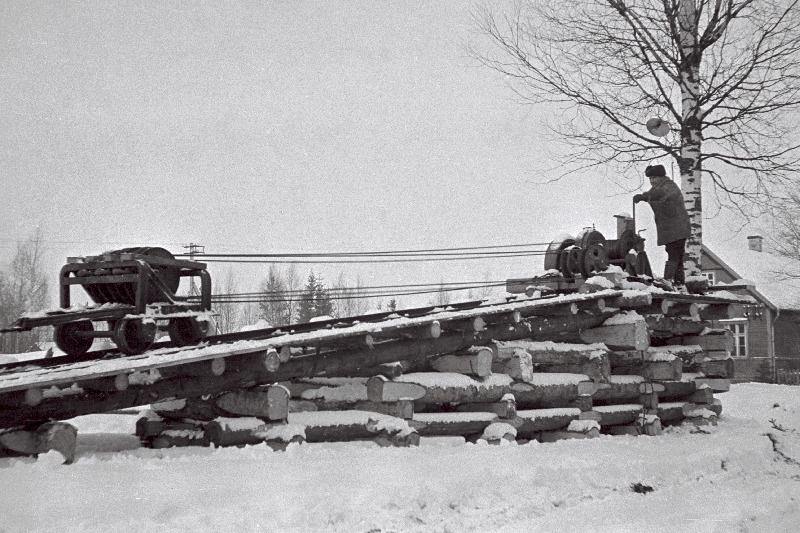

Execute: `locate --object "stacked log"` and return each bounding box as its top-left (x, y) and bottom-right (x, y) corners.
top-left (135, 384), bottom-right (305, 450)
top-left (123, 289), bottom-right (735, 451)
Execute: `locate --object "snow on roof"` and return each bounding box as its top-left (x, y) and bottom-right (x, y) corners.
top-left (705, 245), bottom-right (800, 310)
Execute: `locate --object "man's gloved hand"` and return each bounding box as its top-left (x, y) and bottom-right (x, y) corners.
top-left (633, 194), bottom-right (645, 204)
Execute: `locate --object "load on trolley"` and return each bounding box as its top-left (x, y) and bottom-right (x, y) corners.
top-left (1, 247), bottom-right (213, 356)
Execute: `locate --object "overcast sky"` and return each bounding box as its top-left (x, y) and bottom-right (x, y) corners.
top-left (0, 1), bottom-right (758, 306)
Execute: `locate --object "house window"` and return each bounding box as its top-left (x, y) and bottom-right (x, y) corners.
top-left (721, 319), bottom-right (748, 358)
top-left (703, 271), bottom-right (716, 284)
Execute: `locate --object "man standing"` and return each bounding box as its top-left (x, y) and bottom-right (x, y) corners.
top-left (633, 164), bottom-right (691, 289)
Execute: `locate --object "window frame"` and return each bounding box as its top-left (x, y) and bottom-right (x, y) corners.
top-left (702, 271), bottom-right (716, 285)
top-left (719, 318), bottom-right (748, 358)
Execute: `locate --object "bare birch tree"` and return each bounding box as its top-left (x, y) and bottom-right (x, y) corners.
top-left (332, 272), bottom-right (370, 318)
top-left (212, 268), bottom-right (239, 334)
top-left (258, 264), bottom-right (301, 326)
top-left (475, 0), bottom-right (800, 273)
top-left (0, 230), bottom-right (50, 353)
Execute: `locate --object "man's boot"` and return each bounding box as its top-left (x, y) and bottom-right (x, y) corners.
top-left (653, 261), bottom-right (678, 291)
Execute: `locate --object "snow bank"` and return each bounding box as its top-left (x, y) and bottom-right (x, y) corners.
top-left (1, 384), bottom-right (800, 533)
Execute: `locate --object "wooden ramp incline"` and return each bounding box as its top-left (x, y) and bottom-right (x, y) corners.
top-left (0, 287), bottom-right (749, 461)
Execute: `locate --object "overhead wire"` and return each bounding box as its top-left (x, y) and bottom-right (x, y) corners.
top-left (183, 241), bottom-right (548, 304)
top-left (205, 283), bottom-right (509, 304)
top-left (175, 242), bottom-right (553, 259)
top-left (197, 251), bottom-right (546, 264)
top-left (197, 280), bottom-right (509, 304)
top-left (204, 279), bottom-right (509, 299)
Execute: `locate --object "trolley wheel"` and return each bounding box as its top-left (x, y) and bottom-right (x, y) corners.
top-left (168, 317), bottom-right (209, 346)
top-left (562, 246), bottom-right (582, 278)
top-left (579, 243), bottom-right (610, 278)
top-left (54, 320), bottom-right (94, 357)
top-left (114, 318), bottom-right (156, 355)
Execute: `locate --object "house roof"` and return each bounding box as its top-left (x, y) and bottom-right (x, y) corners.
top-left (703, 244), bottom-right (800, 311)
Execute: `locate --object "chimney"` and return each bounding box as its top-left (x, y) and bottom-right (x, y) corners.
top-left (747, 235), bottom-right (763, 252)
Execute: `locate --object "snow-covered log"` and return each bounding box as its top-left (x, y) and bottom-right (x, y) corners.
top-left (695, 378), bottom-right (730, 393)
top-left (609, 350), bottom-right (683, 381)
top-left (151, 398), bottom-right (219, 421)
top-left (602, 414), bottom-right (662, 436)
top-left (697, 303), bottom-right (741, 321)
top-left (289, 398), bottom-right (413, 419)
top-left (454, 394), bottom-right (516, 419)
top-left (491, 341), bottom-right (611, 382)
top-left (150, 428), bottom-right (207, 449)
top-left (511, 407), bottom-right (581, 438)
top-left (395, 373), bottom-right (513, 407)
top-left (671, 330), bottom-right (734, 352)
top-left (537, 419), bottom-right (601, 442)
top-left (151, 385), bottom-right (290, 422)
top-left (491, 350), bottom-right (534, 382)
top-left (656, 375), bottom-right (701, 401)
top-left (366, 375), bottom-right (426, 403)
top-left (205, 418), bottom-right (305, 448)
top-left (349, 361), bottom-right (409, 379)
top-left (607, 291), bottom-right (653, 308)
top-left (410, 411), bottom-right (497, 437)
top-left (371, 321), bottom-right (441, 340)
top-left (215, 385), bottom-right (290, 421)
top-left (657, 402), bottom-right (696, 423)
top-left (0, 421), bottom-right (77, 464)
top-left (158, 356), bottom-right (229, 378)
top-left (593, 404), bottom-right (643, 427)
top-left (510, 373), bottom-right (596, 409)
top-left (82, 374), bottom-right (130, 393)
top-left (579, 314), bottom-right (649, 351)
top-left (136, 416), bottom-right (203, 440)
top-left (287, 377), bottom-right (410, 417)
top-left (284, 377), bottom-right (368, 401)
top-left (645, 316), bottom-right (707, 338)
top-left (291, 411), bottom-right (420, 447)
top-left (700, 357), bottom-right (735, 379)
top-left (429, 349), bottom-right (493, 378)
top-left (592, 375), bottom-right (646, 404)
top-left (478, 422), bottom-right (517, 444)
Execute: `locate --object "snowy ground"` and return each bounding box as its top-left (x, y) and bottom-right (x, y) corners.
top-left (1, 383), bottom-right (799, 533)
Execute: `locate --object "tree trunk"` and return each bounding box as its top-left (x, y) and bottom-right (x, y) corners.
top-left (679, 0), bottom-right (703, 275)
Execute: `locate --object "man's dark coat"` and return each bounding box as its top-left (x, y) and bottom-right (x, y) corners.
top-left (640, 177), bottom-right (691, 246)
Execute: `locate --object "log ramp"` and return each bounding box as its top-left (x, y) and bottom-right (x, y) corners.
top-left (0, 280), bottom-right (747, 462)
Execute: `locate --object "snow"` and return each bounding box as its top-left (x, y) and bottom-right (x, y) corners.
top-left (500, 340), bottom-right (608, 359)
top-left (513, 373), bottom-right (590, 387)
top-left (396, 372), bottom-right (513, 389)
top-left (2, 384), bottom-right (800, 531)
top-left (239, 319), bottom-right (271, 332)
top-left (566, 419), bottom-right (601, 433)
top-left (413, 412), bottom-right (496, 424)
top-left (602, 310), bottom-right (644, 325)
top-left (299, 381), bottom-right (367, 402)
top-left (584, 275), bottom-right (616, 289)
top-left (482, 422), bottom-right (517, 440)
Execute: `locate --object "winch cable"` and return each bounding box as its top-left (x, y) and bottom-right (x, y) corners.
top-left (200, 281), bottom-right (510, 304)
top-left (204, 280), bottom-right (509, 299)
top-left (175, 242), bottom-right (553, 260)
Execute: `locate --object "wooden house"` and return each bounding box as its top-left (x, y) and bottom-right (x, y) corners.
top-left (701, 236), bottom-right (800, 383)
